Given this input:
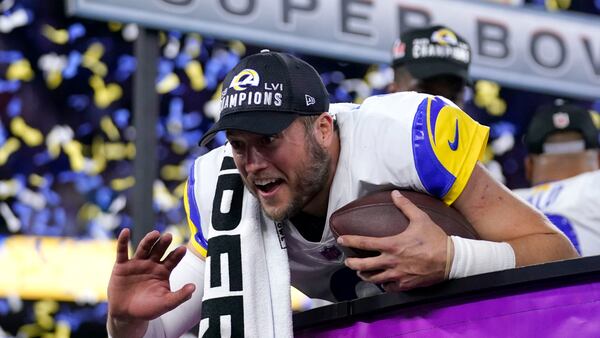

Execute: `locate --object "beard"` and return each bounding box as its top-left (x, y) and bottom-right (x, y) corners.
top-left (274, 135), bottom-right (330, 221)
top-left (262, 133), bottom-right (330, 222)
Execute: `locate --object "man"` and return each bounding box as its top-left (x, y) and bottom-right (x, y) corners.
top-left (514, 101), bottom-right (600, 256)
top-left (106, 51), bottom-right (577, 338)
top-left (387, 25), bottom-right (505, 184)
top-left (388, 25), bottom-right (470, 108)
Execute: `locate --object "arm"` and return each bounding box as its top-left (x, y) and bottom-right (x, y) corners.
top-left (107, 230), bottom-right (204, 338)
top-left (339, 163), bottom-right (578, 292)
top-left (453, 163), bottom-right (578, 266)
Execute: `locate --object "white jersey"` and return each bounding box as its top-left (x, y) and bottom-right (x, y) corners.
top-left (513, 170), bottom-right (600, 256)
top-left (185, 92), bottom-right (489, 301)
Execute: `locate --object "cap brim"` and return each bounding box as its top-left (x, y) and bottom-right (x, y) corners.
top-left (199, 111), bottom-right (299, 146)
top-left (405, 61), bottom-right (469, 82)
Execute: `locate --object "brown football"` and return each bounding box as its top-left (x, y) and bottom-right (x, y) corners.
top-left (329, 190), bottom-right (480, 257)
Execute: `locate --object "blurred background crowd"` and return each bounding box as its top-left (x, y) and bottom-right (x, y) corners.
top-left (0, 0), bottom-right (599, 337)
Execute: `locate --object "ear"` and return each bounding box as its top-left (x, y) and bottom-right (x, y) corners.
top-left (315, 112), bottom-right (335, 146)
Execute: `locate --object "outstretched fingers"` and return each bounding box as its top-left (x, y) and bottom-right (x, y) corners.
top-left (133, 230), bottom-right (161, 260)
top-left (162, 245), bottom-right (188, 272)
top-left (149, 233), bottom-right (173, 262)
top-left (115, 228), bottom-right (131, 263)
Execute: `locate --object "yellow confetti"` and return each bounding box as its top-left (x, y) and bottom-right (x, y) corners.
top-left (589, 110), bottom-right (600, 129)
top-left (487, 98), bottom-right (507, 117)
top-left (46, 69), bottom-right (63, 89)
top-left (77, 203), bottom-right (101, 222)
top-left (88, 156), bottom-right (106, 176)
top-left (10, 117), bottom-right (44, 146)
top-left (545, 0), bottom-right (571, 11)
top-left (156, 73), bottom-right (180, 94)
top-left (82, 42), bottom-right (107, 76)
top-left (54, 320), bottom-right (71, 338)
top-left (111, 176), bottom-right (135, 191)
top-left (18, 323), bottom-right (44, 337)
top-left (104, 142), bottom-right (127, 160)
top-left (100, 116), bottom-right (120, 141)
top-left (0, 138), bottom-right (20, 165)
top-left (63, 140), bottom-right (85, 172)
top-left (29, 174), bottom-right (46, 187)
top-left (90, 76), bottom-right (123, 108)
top-left (34, 300), bottom-right (58, 330)
top-left (0, 179), bottom-right (21, 199)
top-left (171, 141), bottom-right (188, 155)
top-left (42, 24), bottom-right (69, 44)
top-left (107, 21), bottom-right (123, 32)
top-left (173, 181), bottom-right (186, 198)
top-left (185, 60), bottom-right (206, 91)
top-left (159, 31), bottom-right (167, 46)
top-left (161, 164), bottom-right (186, 181)
top-left (229, 40), bottom-right (246, 56)
top-left (7, 59), bottom-right (34, 81)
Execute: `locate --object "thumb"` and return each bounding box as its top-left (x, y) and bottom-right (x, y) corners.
top-left (391, 190), bottom-right (427, 222)
top-left (162, 283), bottom-right (196, 312)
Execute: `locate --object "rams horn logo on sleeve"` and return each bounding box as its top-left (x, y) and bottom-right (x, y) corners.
top-left (412, 96), bottom-right (488, 204)
top-left (230, 69), bottom-right (260, 91)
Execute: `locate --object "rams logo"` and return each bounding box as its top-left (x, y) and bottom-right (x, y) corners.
top-left (229, 69), bottom-right (260, 91)
top-left (431, 28), bottom-right (458, 46)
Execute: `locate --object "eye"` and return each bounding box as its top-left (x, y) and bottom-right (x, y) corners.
top-left (260, 134), bottom-right (278, 146)
top-left (229, 140), bottom-right (243, 151)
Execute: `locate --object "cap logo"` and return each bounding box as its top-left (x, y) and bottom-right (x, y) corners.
top-left (552, 112), bottom-right (570, 129)
top-left (229, 69), bottom-right (260, 91)
top-left (410, 29), bottom-right (470, 64)
top-left (305, 94), bottom-right (315, 106)
top-left (392, 39), bottom-right (406, 59)
top-left (430, 28), bottom-right (458, 46)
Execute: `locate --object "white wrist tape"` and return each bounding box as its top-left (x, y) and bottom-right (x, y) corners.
top-left (449, 236), bottom-right (516, 279)
top-left (144, 249), bottom-right (206, 338)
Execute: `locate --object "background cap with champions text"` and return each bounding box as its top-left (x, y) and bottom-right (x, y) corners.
top-left (391, 25), bottom-right (471, 82)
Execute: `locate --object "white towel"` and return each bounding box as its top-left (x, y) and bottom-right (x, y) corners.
top-left (198, 153), bottom-right (292, 338)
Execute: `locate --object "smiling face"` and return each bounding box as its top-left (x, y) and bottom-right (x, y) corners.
top-left (227, 116), bottom-right (332, 222)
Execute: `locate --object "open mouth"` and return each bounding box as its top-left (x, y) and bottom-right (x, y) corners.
top-left (255, 178), bottom-right (283, 194)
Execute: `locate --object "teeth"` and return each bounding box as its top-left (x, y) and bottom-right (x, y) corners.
top-left (255, 178), bottom-right (277, 186)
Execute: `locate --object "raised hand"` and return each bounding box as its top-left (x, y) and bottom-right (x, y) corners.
top-left (338, 190), bottom-right (450, 292)
top-left (108, 228), bottom-right (196, 322)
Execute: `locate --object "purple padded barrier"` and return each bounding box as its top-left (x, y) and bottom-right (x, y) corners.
top-left (296, 280), bottom-right (600, 337)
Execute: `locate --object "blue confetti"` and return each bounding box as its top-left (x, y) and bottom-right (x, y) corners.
top-left (182, 111), bottom-right (202, 129)
top-left (0, 299), bottom-right (9, 316)
top-left (0, 50), bottom-right (23, 63)
top-left (115, 54), bottom-right (136, 82)
top-left (67, 94), bottom-right (90, 111)
top-left (95, 187), bottom-right (113, 210)
top-left (113, 108), bottom-right (130, 128)
top-left (175, 52), bottom-right (192, 68)
top-left (63, 51), bottom-right (82, 79)
top-left (0, 120), bottom-right (7, 144)
top-left (76, 122), bottom-right (93, 136)
top-left (6, 96), bottom-right (21, 117)
top-left (68, 22), bottom-right (86, 42)
top-left (490, 121), bottom-right (517, 139)
top-left (0, 79), bottom-right (21, 93)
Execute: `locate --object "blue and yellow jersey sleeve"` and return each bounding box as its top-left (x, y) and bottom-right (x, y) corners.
top-left (183, 161), bottom-right (208, 257)
top-left (412, 96), bottom-right (489, 205)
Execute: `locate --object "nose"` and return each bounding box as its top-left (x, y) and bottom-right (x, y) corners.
top-left (244, 146), bottom-right (268, 174)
